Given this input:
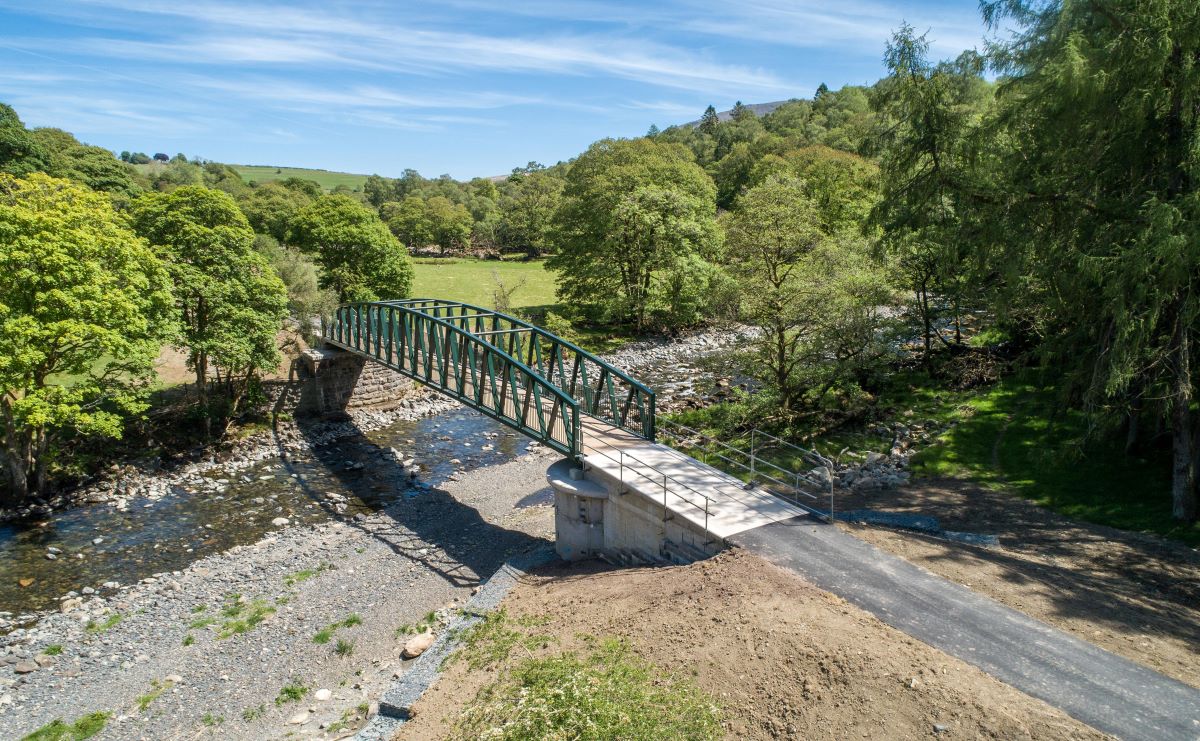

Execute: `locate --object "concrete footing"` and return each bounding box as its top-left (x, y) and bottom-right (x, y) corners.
top-left (547, 458), bottom-right (723, 565)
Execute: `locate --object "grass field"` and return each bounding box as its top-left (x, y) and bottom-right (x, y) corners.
top-left (230, 165), bottom-right (370, 192)
top-left (410, 257), bottom-right (558, 312)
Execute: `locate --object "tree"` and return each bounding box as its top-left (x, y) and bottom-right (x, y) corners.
top-left (425, 196), bottom-right (473, 254)
top-left (363, 174), bottom-right (399, 208)
top-left (131, 187), bottom-right (287, 435)
top-left (288, 195), bottom-right (414, 302)
top-left (726, 176), bottom-right (890, 414)
top-left (646, 124), bottom-right (660, 137)
top-left (239, 181), bottom-right (315, 242)
top-left (129, 152), bottom-right (151, 165)
top-left (698, 105), bottom-right (720, 135)
top-left (0, 174), bottom-right (174, 500)
top-left (548, 138), bottom-right (721, 330)
top-left (152, 153), bottom-right (169, 162)
top-left (731, 101), bottom-right (755, 121)
top-left (253, 235), bottom-right (337, 345)
top-left (500, 171), bottom-right (564, 257)
top-left (980, 0), bottom-right (1200, 521)
top-left (383, 195), bottom-right (433, 248)
top-left (0, 104), bottom-right (49, 177)
top-left (873, 25), bottom-right (990, 353)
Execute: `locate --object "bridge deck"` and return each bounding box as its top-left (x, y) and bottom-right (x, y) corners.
top-left (580, 417), bottom-right (809, 540)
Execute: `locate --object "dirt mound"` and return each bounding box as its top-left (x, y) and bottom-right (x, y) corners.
top-left (399, 548), bottom-right (1106, 740)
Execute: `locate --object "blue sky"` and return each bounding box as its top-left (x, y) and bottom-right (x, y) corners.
top-left (0, 1), bottom-right (989, 179)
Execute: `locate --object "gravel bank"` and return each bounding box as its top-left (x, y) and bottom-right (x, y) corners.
top-left (0, 449), bottom-right (557, 740)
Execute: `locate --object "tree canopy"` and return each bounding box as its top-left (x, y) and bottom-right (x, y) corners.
top-left (548, 138), bottom-right (722, 329)
top-left (288, 194), bottom-right (414, 302)
top-left (131, 186), bottom-right (288, 433)
top-left (0, 174), bottom-right (174, 499)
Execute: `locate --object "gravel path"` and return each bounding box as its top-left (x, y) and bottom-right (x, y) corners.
top-left (0, 449), bottom-right (557, 740)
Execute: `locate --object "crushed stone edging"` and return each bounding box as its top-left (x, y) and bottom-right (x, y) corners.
top-left (354, 546), bottom-right (558, 740)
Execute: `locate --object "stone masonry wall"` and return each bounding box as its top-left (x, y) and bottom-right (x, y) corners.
top-left (294, 347), bottom-right (423, 416)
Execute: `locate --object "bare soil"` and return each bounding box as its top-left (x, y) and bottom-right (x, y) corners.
top-left (152, 328), bottom-right (306, 385)
top-left (398, 548), bottom-right (1107, 740)
top-left (835, 477), bottom-right (1200, 689)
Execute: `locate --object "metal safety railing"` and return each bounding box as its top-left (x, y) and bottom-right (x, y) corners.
top-left (581, 439), bottom-right (718, 546)
top-left (655, 416), bottom-right (836, 522)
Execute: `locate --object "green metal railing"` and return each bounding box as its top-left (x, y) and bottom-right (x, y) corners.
top-left (323, 299), bottom-right (656, 458)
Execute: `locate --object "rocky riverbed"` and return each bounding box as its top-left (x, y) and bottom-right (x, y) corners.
top-left (0, 447), bottom-right (559, 740)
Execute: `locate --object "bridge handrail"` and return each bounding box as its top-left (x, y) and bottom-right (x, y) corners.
top-left (387, 298), bottom-right (656, 442)
top-left (386, 298), bottom-right (654, 398)
top-left (325, 302), bottom-right (582, 454)
top-left (581, 439), bottom-right (716, 545)
top-left (655, 415), bottom-right (835, 521)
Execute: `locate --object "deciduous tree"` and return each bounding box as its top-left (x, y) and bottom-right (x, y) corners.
top-left (0, 174), bottom-right (173, 500)
top-left (131, 187), bottom-right (287, 435)
top-left (288, 195), bottom-right (413, 302)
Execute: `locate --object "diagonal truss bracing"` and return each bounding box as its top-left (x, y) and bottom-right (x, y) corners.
top-left (323, 299), bottom-right (656, 457)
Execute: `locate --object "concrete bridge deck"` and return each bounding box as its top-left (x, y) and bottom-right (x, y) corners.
top-left (579, 417), bottom-right (809, 540)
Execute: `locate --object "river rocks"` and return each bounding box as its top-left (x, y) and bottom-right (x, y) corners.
top-left (288, 710), bottom-right (311, 725)
top-left (13, 660), bottom-right (38, 674)
top-left (314, 688), bottom-right (332, 701)
top-left (401, 631), bottom-right (435, 659)
top-left (271, 517), bottom-right (290, 527)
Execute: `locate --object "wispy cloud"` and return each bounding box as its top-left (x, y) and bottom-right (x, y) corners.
top-left (13, 0), bottom-right (794, 94)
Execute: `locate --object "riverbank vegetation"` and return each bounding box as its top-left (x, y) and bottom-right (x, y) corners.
top-left (1, 0), bottom-right (1197, 533)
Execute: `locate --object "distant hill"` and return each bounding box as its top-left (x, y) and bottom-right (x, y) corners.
top-left (683, 100), bottom-right (797, 127)
top-left (229, 165), bottom-right (369, 192)
top-left (132, 162), bottom-right (370, 192)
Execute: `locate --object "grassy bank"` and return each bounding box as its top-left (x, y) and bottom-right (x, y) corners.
top-left (671, 370), bottom-right (1200, 546)
top-left (409, 257), bottom-right (631, 353)
top-left (911, 376), bottom-right (1198, 545)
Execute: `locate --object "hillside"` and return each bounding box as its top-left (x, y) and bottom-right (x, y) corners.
top-left (131, 162), bottom-right (369, 191)
top-left (684, 99), bottom-right (796, 126)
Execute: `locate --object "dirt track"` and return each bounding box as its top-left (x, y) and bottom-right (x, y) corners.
top-left (399, 549), bottom-right (1107, 740)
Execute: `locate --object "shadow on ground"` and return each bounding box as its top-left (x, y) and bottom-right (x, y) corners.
top-left (270, 405), bottom-right (550, 589)
top-left (837, 476), bottom-right (1200, 685)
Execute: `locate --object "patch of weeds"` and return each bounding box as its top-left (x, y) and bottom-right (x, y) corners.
top-left (21, 711), bottom-right (110, 740)
top-left (241, 705), bottom-right (266, 722)
top-left (85, 614), bottom-right (122, 634)
top-left (135, 678), bottom-right (173, 712)
top-left (200, 713), bottom-right (223, 726)
top-left (217, 598), bottom-right (276, 639)
top-left (334, 639), bottom-right (355, 657)
top-left (190, 604), bottom-right (206, 614)
top-left (312, 627), bottom-right (335, 645)
top-left (395, 610), bottom-right (440, 638)
top-left (274, 679), bottom-right (309, 706)
top-left (355, 547), bottom-right (366, 554)
top-left (451, 638), bottom-right (721, 740)
top-left (187, 616), bottom-right (215, 630)
top-left (443, 609), bottom-right (552, 672)
top-left (283, 562), bottom-right (332, 587)
top-left (275, 595), bottom-right (291, 606)
top-left (43, 644), bottom-right (64, 656)
top-left (182, 634), bottom-right (195, 647)
top-left (313, 613), bottom-right (363, 644)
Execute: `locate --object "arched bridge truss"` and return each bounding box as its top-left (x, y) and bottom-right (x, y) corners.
top-left (323, 299), bottom-right (655, 458)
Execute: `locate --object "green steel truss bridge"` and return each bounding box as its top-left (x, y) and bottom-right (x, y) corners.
top-left (323, 299), bottom-right (656, 457)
